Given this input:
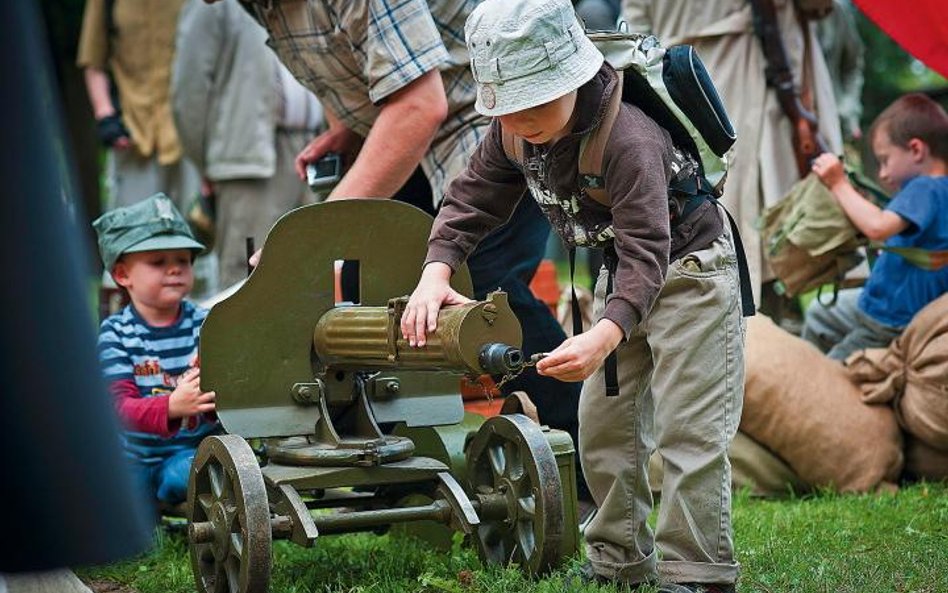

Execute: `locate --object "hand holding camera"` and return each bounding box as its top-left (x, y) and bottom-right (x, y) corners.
top-left (306, 153), bottom-right (342, 192)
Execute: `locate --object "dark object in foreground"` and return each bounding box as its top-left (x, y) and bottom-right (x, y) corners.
top-left (0, 0), bottom-right (153, 573)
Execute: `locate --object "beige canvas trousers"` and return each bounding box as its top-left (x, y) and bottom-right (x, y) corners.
top-left (214, 130), bottom-right (313, 289)
top-left (580, 221), bottom-right (746, 586)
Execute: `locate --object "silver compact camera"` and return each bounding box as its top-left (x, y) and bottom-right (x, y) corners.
top-left (306, 153), bottom-right (342, 191)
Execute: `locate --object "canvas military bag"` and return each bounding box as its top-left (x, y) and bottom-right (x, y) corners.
top-left (760, 172), bottom-right (868, 300)
top-left (761, 168), bottom-right (947, 301)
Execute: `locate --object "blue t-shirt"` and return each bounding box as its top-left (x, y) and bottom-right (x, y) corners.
top-left (97, 300), bottom-right (218, 463)
top-left (859, 176), bottom-right (948, 327)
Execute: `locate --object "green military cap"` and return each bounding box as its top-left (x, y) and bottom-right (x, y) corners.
top-left (93, 193), bottom-right (205, 270)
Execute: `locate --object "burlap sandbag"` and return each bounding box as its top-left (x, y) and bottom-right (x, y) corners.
top-left (648, 431), bottom-right (809, 497)
top-left (903, 436), bottom-right (948, 482)
top-left (742, 315), bottom-right (903, 491)
top-left (845, 294), bottom-right (948, 451)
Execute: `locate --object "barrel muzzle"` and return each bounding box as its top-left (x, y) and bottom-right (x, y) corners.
top-left (478, 343), bottom-right (525, 376)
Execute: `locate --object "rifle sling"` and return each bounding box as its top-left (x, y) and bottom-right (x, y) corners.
top-left (748, 0), bottom-right (825, 175)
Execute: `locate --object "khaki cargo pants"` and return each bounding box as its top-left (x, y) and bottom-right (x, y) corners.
top-left (581, 223), bottom-right (746, 586)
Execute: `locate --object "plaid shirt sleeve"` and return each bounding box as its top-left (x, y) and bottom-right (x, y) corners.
top-left (366, 0), bottom-right (453, 103)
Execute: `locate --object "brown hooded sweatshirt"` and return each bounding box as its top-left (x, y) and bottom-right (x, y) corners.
top-left (426, 64), bottom-right (723, 336)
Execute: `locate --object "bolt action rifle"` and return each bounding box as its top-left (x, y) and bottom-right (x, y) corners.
top-left (749, 0), bottom-right (831, 178)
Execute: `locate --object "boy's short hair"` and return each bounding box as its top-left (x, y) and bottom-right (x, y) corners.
top-left (93, 193), bottom-right (205, 271)
top-left (870, 93), bottom-right (948, 161)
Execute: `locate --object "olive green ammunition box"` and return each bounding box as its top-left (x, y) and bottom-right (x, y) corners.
top-left (543, 427), bottom-right (580, 561)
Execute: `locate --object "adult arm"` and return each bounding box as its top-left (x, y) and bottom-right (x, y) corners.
top-left (84, 67), bottom-right (117, 120)
top-left (83, 67), bottom-right (131, 149)
top-left (77, 0), bottom-right (131, 149)
top-left (171, 0), bottom-right (223, 173)
top-left (301, 0), bottom-right (452, 198)
top-left (317, 69), bottom-right (448, 199)
top-left (77, 0), bottom-right (110, 117)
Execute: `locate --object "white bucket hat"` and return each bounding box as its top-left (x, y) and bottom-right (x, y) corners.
top-left (465, 0), bottom-right (604, 117)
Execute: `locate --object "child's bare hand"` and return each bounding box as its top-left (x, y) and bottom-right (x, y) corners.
top-left (400, 263), bottom-right (472, 348)
top-left (536, 320), bottom-right (623, 382)
top-left (248, 247), bottom-right (262, 268)
top-left (168, 367), bottom-right (216, 419)
top-left (811, 153), bottom-right (846, 190)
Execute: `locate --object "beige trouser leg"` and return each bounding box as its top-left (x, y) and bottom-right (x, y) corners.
top-left (581, 224), bottom-right (745, 585)
top-left (106, 149), bottom-right (200, 210)
top-left (215, 130), bottom-right (311, 289)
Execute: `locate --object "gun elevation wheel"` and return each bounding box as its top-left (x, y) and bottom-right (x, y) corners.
top-left (187, 434), bottom-right (272, 593)
top-left (466, 414), bottom-right (564, 575)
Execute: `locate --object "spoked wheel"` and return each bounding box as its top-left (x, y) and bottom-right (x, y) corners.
top-left (187, 434), bottom-right (272, 593)
top-left (465, 414), bottom-right (564, 575)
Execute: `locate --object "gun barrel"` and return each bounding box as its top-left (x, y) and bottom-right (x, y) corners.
top-left (312, 291), bottom-right (523, 375)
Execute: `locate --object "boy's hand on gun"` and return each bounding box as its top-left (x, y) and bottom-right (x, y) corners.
top-left (168, 367), bottom-right (217, 419)
top-left (811, 153), bottom-right (848, 191)
top-left (401, 262), bottom-right (473, 348)
top-left (536, 319), bottom-right (623, 382)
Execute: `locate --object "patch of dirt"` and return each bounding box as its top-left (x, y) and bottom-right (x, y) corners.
top-left (84, 579), bottom-right (139, 593)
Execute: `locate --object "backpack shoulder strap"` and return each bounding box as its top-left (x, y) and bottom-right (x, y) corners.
top-left (501, 124), bottom-right (526, 169)
top-left (579, 70), bottom-right (624, 207)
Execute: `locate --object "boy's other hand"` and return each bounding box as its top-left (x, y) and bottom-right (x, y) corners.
top-left (400, 262), bottom-right (472, 348)
top-left (536, 319), bottom-right (623, 382)
top-left (168, 367), bottom-right (216, 419)
top-left (811, 153), bottom-right (846, 191)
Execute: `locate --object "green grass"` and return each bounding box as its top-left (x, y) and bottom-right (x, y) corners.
top-left (76, 482), bottom-right (948, 593)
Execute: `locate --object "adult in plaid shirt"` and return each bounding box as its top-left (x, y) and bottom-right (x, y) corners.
top-left (213, 0), bottom-right (590, 504)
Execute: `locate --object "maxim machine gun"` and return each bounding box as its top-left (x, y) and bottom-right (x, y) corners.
top-left (187, 200), bottom-right (579, 593)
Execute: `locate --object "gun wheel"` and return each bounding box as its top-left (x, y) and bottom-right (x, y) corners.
top-left (187, 434), bottom-right (271, 593)
top-left (466, 414), bottom-right (564, 575)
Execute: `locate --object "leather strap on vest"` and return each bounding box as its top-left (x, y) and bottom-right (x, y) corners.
top-left (578, 71), bottom-right (625, 206)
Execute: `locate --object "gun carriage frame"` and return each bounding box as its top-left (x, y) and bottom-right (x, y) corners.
top-left (186, 201), bottom-right (578, 593)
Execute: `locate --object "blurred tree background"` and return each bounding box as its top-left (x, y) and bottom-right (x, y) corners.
top-left (854, 9), bottom-right (947, 178)
top-left (855, 11), bottom-right (947, 120)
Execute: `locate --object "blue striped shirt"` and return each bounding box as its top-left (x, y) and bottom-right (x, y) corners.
top-left (97, 301), bottom-right (218, 463)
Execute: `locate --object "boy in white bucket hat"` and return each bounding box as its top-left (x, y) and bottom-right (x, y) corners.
top-left (401, 0), bottom-right (744, 591)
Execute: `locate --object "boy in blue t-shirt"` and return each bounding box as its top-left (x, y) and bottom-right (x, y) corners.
top-left (94, 194), bottom-right (219, 509)
top-left (803, 93), bottom-right (948, 360)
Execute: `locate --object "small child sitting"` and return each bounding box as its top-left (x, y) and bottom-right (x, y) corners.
top-left (94, 193), bottom-right (219, 509)
top-left (803, 93), bottom-right (948, 360)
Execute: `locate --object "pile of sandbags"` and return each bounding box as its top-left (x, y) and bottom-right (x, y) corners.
top-left (648, 431), bottom-right (809, 498)
top-left (740, 315), bottom-right (904, 492)
top-left (845, 294), bottom-right (948, 481)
